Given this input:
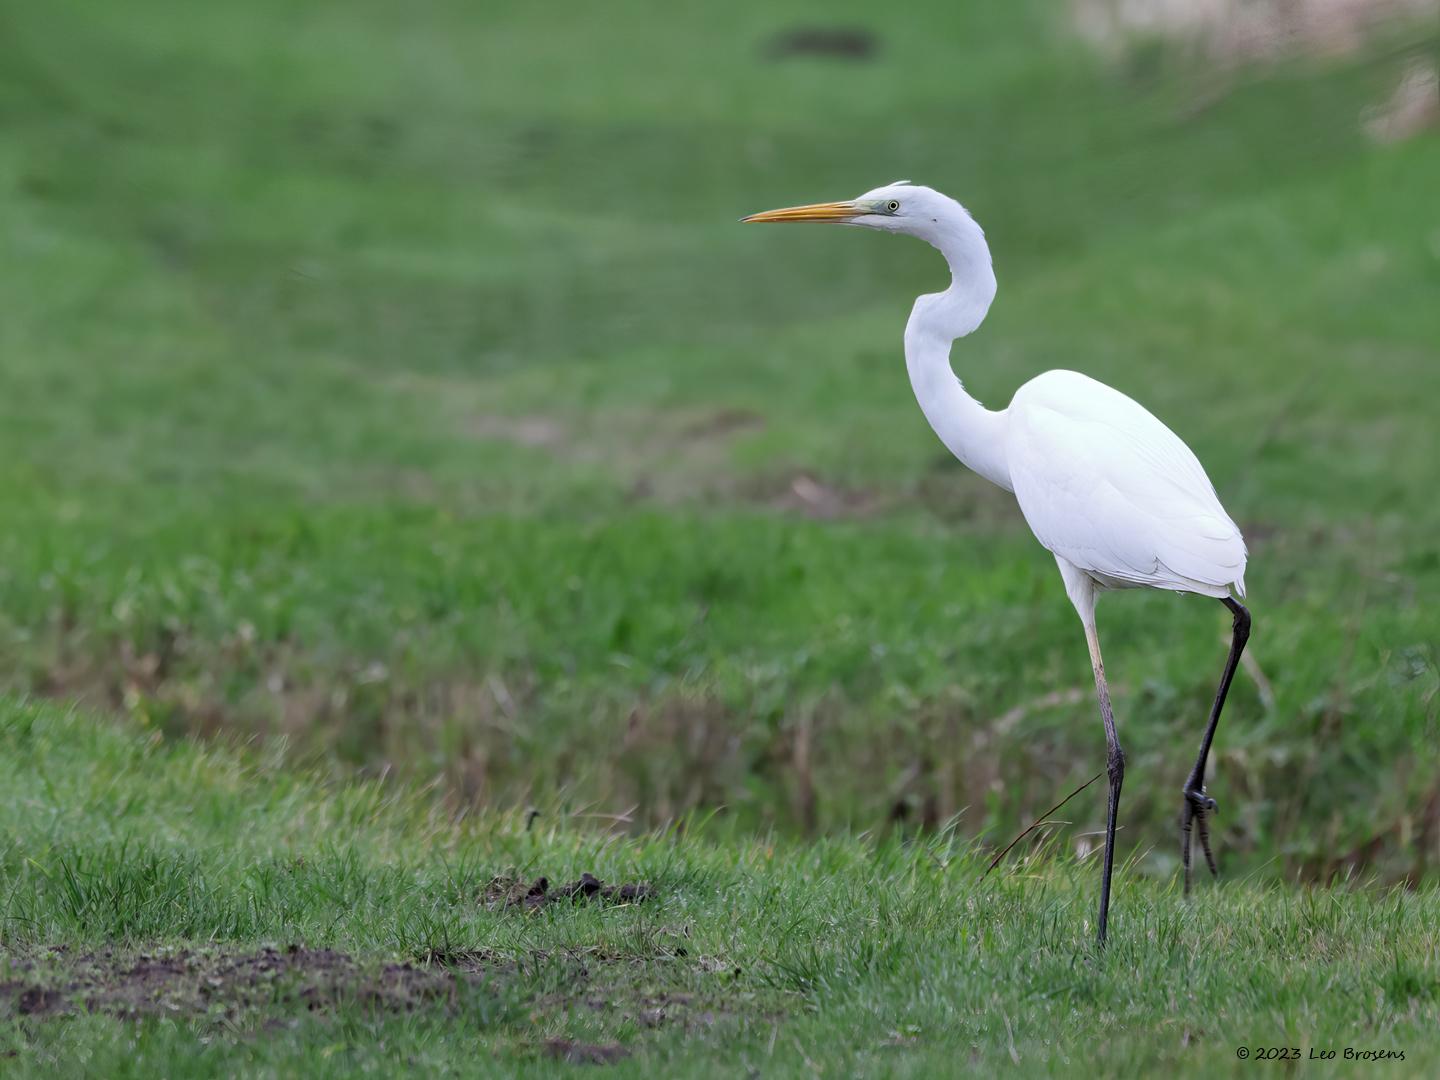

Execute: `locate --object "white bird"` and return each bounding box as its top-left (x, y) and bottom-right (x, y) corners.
top-left (743, 182), bottom-right (1251, 945)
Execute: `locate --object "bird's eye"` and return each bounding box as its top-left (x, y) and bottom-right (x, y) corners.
top-left (886, 200), bottom-right (900, 213)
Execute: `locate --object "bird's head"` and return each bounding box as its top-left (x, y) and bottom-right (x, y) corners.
top-left (741, 181), bottom-right (966, 242)
top-left (743, 180), bottom-right (996, 338)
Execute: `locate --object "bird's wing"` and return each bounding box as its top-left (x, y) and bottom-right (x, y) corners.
top-left (1005, 371), bottom-right (1246, 597)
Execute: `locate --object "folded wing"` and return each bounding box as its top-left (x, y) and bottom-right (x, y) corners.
top-left (1005, 370), bottom-right (1246, 598)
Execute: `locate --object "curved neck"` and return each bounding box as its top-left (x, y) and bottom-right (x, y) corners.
top-left (902, 216), bottom-right (1011, 492)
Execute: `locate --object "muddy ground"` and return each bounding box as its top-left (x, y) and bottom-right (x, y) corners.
top-left (0, 871), bottom-right (676, 1063)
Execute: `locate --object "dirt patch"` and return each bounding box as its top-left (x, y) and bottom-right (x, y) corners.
top-left (678, 407), bottom-right (765, 440)
top-left (483, 873), bottom-right (654, 911)
top-left (13, 987), bottom-right (64, 1017)
top-left (0, 945), bottom-right (496, 1022)
top-left (764, 26), bottom-right (879, 60)
top-left (767, 472), bottom-right (888, 520)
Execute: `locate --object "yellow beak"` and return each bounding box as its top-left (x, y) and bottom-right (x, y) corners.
top-left (740, 200), bottom-right (860, 224)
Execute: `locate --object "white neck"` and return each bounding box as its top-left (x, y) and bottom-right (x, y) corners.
top-left (902, 213), bottom-right (1012, 492)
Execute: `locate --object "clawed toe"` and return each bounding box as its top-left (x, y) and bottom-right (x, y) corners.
top-left (1179, 787), bottom-right (1219, 895)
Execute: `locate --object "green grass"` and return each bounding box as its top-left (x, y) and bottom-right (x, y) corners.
top-left (1, 0), bottom-right (1439, 1071)
top-left (1, 0), bottom-right (1436, 870)
top-left (3, 698), bottom-right (1439, 1076)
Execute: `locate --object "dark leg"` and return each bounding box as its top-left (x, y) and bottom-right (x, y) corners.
top-left (1083, 621), bottom-right (1124, 946)
top-left (1180, 597), bottom-right (1251, 895)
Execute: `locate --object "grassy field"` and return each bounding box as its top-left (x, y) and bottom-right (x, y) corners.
top-left (1, 0), bottom-right (1438, 1072)
top-left (3, 698), bottom-right (1439, 1076)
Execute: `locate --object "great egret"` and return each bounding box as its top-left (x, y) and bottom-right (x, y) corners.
top-left (743, 182), bottom-right (1250, 944)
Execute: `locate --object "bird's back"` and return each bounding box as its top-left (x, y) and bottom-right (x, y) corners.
top-left (1003, 370), bottom-right (1246, 598)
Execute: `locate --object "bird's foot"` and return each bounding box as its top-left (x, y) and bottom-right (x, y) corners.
top-left (1179, 787), bottom-right (1218, 896)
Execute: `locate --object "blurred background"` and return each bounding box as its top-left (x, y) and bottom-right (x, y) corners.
top-left (1, 0), bottom-right (1436, 881)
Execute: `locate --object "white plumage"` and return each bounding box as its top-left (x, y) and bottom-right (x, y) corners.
top-left (744, 182), bottom-right (1255, 946)
top-left (1006, 369), bottom-right (1247, 600)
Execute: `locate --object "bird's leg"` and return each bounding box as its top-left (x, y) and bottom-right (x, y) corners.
top-left (1179, 597), bottom-right (1251, 895)
top-left (1084, 620), bottom-right (1124, 947)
